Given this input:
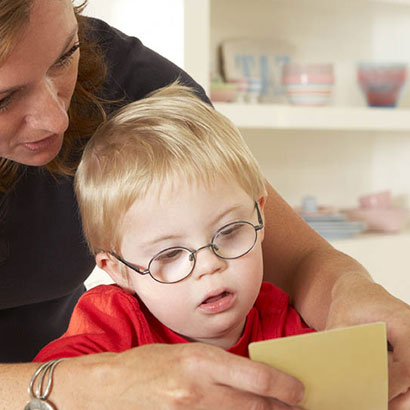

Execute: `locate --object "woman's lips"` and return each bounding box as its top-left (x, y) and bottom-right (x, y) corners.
top-left (23, 134), bottom-right (58, 152)
top-left (198, 290), bottom-right (235, 314)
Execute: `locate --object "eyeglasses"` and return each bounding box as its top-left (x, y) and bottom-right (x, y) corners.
top-left (111, 202), bottom-right (264, 284)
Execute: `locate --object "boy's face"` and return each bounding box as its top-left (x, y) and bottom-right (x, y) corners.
top-left (101, 177), bottom-right (265, 349)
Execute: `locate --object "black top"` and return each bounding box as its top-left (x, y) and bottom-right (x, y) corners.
top-left (0, 17), bottom-right (208, 362)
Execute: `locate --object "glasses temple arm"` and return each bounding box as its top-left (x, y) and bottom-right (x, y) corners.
top-left (110, 251), bottom-right (149, 275)
top-left (254, 201), bottom-right (264, 230)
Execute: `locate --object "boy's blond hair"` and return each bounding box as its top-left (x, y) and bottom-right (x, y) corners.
top-left (75, 83), bottom-right (267, 254)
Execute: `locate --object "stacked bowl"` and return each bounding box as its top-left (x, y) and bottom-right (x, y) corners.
top-left (341, 191), bottom-right (409, 233)
top-left (357, 63), bottom-right (407, 107)
top-left (210, 81), bottom-right (239, 102)
top-left (282, 63), bottom-right (334, 106)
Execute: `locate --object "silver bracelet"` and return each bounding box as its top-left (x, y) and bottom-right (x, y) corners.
top-left (24, 358), bottom-right (66, 410)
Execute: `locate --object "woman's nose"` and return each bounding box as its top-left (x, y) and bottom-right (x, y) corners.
top-left (24, 78), bottom-right (69, 134)
top-left (191, 245), bottom-right (227, 280)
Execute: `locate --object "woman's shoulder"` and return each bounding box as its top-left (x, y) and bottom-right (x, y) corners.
top-left (81, 16), bottom-right (210, 106)
top-left (82, 16), bottom-right (141, 50)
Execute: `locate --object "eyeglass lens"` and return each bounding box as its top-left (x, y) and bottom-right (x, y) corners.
top-left (149, 222), bottom-right (258, 283)
top-left (212, 221), bottom-right (257, 259)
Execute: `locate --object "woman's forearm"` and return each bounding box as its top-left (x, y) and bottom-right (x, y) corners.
top-left (0, 363), bottom-right (41, 409)
top-left (0, 355), bottom-right (112, 410)
top-left (285, 247), bottom-right (372, 330)
top-left (261, 182), bottom-right (372, 330)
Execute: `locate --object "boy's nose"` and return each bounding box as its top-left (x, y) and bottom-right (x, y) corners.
top-left (189, 243), bottom-right (218, 261)
top-left (191, 244), bottom-right (227, 280)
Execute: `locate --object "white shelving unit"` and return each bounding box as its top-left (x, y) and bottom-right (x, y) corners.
top-left (214, 103), bottom-right (410, 131)
top-left (183, 0), bottom-right (410, 303)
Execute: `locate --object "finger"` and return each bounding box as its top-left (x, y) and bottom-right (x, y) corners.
top-left (210, 353), bottom-right (305, 405)
top-left (204, 384), bottom-right (302, 410)
top-left (389, 359), bottom-right (410, 400)
top-left (389, 389), bottom-right (410, 410)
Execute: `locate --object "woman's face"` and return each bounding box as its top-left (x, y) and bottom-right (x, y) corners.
top-left (0, 0), bottom-right (80, 166)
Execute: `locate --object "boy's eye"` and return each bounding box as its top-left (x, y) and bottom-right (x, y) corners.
top-left (220, 224), bottom-right (242, 237)
top-left (155, 248), bottom-right (185, 263)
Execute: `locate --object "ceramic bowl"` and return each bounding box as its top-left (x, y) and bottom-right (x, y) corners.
top-left (282, 63), bottom-right (334, 84)
top-left (284, 84), bottom-right (334, 106)
top-left (246, 77), bottom-right (263, 103)
top-left (357, 63), bottom-right (407, 107)
top-left (210, 82), bottom-right (238, 102)
top-left (341, 208), bottom-right (409, 233)
top-left (282, 63), bottom-right (334, 106)
top-left (228, 78), bottom-right (249, 102)
top-left (359, 190), bottom-right (392, 209)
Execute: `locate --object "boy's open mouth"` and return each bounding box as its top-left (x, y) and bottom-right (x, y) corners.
top-left (198, 290), bottom-right (235, 314)
top-left (202, 291), bottom-right (230, 304)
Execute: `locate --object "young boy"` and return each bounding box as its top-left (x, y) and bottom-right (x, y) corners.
top-left (35, 83), bottom-right (313, 362)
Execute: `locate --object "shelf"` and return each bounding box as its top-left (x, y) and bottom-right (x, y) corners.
top-left (372, 0), bottom-right (410, 4)
top-left (329, 230), bottom-right (410, 246)
top-left (213, 103), bottom-right (410, 131)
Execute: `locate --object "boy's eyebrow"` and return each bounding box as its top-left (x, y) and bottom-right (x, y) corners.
top-left (209, 203), bottom-right (244, 227)
top-left (140, 234), bottom-right (182, 250)
top-left (141, 204), bottom-right (246, 249)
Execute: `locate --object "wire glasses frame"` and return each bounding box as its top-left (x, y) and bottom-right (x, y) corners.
top-left (111, 201), bottom-right (264, 284)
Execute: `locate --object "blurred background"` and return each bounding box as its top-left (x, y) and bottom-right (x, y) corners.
top-left (84, 0), bottom-right (410, 303)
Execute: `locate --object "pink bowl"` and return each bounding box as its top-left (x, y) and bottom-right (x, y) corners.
top-left (282, 63), bottom-right (334, 105)
top-left (210, 82), bottom-right (238, 102)
top-left (358, 63), bottom-right (407, 107)
top-left (341, 208), bottom-right (409, 233)
top-left (228, 78), bottom-right (249, 92)
top-left (282, 63), bottom-right (334, 85)
top-left (284, 84), bottom-right (333, 106)
top-left (359, 190), bottom-right (392, 209)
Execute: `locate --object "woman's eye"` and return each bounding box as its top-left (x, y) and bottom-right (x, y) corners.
top-left (53, 42), bottom-right (80, 69)
top-left (0, 93), bottom-right (16, 113)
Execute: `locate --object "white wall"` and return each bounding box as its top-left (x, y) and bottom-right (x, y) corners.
top-left (83, 0), bottom-right (184, 68)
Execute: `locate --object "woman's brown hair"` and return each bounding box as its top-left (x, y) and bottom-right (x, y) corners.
top-left (0, 0), bottom-right (107, 192)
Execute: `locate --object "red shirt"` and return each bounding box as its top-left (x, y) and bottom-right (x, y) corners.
top-left (35, 282), bottom-right (314, 362)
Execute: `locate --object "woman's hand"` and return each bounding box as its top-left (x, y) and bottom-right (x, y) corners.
top-left (54, 343), bottom-right (305, 410)
top-left (325, 273), bottom-right (410, 409)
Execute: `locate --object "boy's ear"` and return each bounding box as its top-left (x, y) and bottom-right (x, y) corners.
top-left (95, 252), bottom-right (134, 293)
top-left (257, 196), bottom-right (266, 212)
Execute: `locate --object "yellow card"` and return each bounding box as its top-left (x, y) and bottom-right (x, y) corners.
top-left (249, 322), bottom-right (388, 410)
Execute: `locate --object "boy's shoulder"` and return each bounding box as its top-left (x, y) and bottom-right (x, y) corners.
top-left (254, 281), bottom-right (314, 337)
top-left (34, 285), bottom-right (145, 361)
top-left (63, 284), bottom-right (151, 342)
top-left (256, 281), bottom-right (290, 308)
top-left (82, 283), bottom-right (135, 300)
top-left (77, 284), bottom-right (141, 317)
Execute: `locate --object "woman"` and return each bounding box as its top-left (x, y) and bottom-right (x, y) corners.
top-left (1, 0), bottom-right (409, 409)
